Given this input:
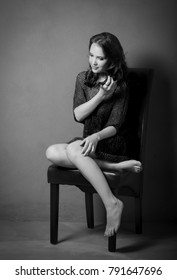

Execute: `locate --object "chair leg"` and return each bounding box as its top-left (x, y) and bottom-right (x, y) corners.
top-left (135, 196), bottom-right (142, 234)
top-left (85, 192), bottom-right (94, 228)
top-left (50, 183), bottom-right (59, 244)
top-left (108, 233), bottom-right (117, 252)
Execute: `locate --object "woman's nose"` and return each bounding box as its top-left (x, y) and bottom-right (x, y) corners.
top-left (93, 58), bottom-right (97, 65)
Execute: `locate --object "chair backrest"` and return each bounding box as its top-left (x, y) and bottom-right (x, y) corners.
top-left (125, 68), bottom-right (153, 163)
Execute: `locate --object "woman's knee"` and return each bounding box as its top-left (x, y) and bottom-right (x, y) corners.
top-left (45, 144), bottom-right (65, 161)
top-left (66, 141), bottom-right (82, 161)
top-left (45, 145), bottom-right (55, 161)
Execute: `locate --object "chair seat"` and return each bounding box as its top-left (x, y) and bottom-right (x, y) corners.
top-left (48, 165), bottom-right (142, 197)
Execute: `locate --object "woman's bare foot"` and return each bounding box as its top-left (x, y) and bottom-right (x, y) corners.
top-left (104, 199), bottom-right (124, 237)
top-left (114, 160), bottom-right (142, 173)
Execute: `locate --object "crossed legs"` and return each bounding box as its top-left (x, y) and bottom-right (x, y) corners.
top-left (46, 141), bottom-right (142, 236)
top-left (45, 142), bottom-right (142, 172)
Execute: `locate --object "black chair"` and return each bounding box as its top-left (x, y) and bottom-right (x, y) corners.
top-left (47, 68), bottom-right (153, 252)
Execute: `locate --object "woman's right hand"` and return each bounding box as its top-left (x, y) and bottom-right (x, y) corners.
top-left (98, 76), bottom-right (117, 101)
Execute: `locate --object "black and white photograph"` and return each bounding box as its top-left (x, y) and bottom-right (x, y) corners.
top-left (0, 0), bottom-right (177, 274)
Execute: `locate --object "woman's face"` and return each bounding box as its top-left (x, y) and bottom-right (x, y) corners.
top-left (89, 43), bottom-right (108, 74)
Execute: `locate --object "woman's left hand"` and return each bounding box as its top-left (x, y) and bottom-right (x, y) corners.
top-left (80, 133), bottom-right (100, 156)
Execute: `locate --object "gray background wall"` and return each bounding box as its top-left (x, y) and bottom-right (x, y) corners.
top-left (0, 0), bottom-right (177, 224)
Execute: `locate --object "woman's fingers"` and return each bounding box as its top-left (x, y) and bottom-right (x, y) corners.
top-left (102, 76), bottom-right (115, 92)
top-left (81, 140), bottom-right (91, 155)
top-left (81, 141), bottom-right (88, 154)
top-left (107, 77), bottom-right (114, 90)
top-left (105, 75), bottom-right (111, 86)
top-left (83, 143), bottom-right (92, 156)
top-left (81, 141), bottom-right (94, 156)
top-left (80, 139), bottom-right (85, 146)
top-left (91, 145), bottom-right (95, 153)
top-left (103, 76), bottom-right (111, 90)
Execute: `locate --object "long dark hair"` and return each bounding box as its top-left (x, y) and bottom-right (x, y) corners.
top-left (85, 32), bottom-right (128, 88)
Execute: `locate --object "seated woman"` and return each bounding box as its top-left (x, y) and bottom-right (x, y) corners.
top-left (46, 32), bottom-right (142, 237)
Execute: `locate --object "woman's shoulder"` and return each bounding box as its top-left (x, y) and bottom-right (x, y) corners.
top-left (76, 71), bottom-right (87, 82)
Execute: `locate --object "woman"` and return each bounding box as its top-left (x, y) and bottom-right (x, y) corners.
top-left (46, 32), bottom-right (142, 237)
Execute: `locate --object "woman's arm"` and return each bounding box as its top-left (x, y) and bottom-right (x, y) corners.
top-left (80, 126), bottom-right (116, 156)
top-left (97, 125), bottom-right (117, 141)
top-left (74, 76), bottom-right (117, 122)
top-left (74, 92), bottom-right (103, 122)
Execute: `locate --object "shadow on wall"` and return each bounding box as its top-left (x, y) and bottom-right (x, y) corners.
top-left (138, 53), bottom-right (176, 221)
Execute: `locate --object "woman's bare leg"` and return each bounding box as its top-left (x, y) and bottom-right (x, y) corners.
top-left (95, 159), bottom-right (142, 173)
top-left (46, 144), bottom-right (142, 172)
top-left (66, 140), bottom-right (123, 237)
top-left (46, 143), bottom-right (75, 168)
top-left (46, 142), bottom-right (123, 236)
top-left (46, 142), bottom-right (142, 236)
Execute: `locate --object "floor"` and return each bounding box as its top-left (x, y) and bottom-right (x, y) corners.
top-left (0, 220), bottom-right (177, 260)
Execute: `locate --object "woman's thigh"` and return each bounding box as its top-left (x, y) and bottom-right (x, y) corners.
top-left (46, 140), bottom-right (97, 167)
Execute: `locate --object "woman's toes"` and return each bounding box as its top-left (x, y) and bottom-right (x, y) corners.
top-left (104, 228), bottom-right (115, 237)
top-left (110, 228), bottom-right (116, 237)
top-left (104, 229), bottom-right (109, 237)
top-left (134, 164), bottom-right (143, 173)
top-left (134, 166), bottom-right (141, 173)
